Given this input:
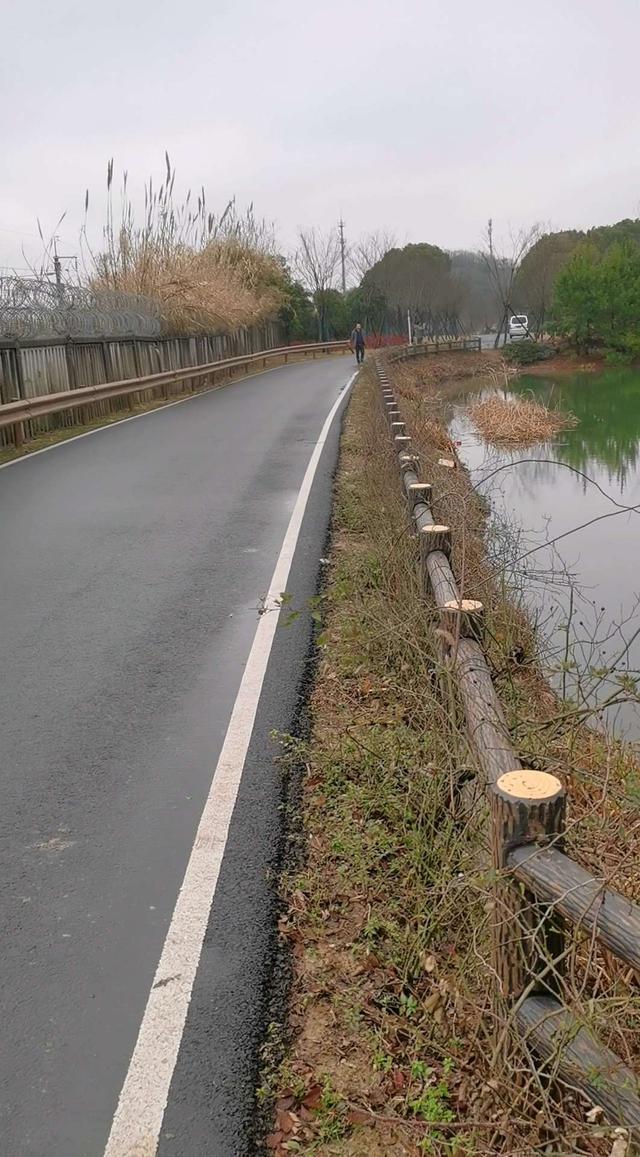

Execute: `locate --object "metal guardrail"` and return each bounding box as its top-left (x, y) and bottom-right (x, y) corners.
top-left (374, 351), bottom-right (640, 1138)
top-left (0, 340), bottom-right (349, 449)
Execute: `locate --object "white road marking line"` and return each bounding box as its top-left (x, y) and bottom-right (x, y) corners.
top-left (103, 372), bottom-right (356, 1157)
top-left (0, 358), bottom-right (342, 472)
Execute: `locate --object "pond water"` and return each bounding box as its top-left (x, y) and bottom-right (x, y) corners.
top-left (450, 366), bottom-right (640, 741)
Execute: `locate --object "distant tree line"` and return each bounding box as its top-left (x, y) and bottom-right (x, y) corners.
top-left (280, 216), bottom-right (640, 356)
top-left (514, 218), bottom-right (640, 357)
top-left (281, 230), bottom-right (504, 343)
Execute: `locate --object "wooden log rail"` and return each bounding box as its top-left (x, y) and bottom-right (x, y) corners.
top-left (509, 843), bottom-right (640, 974)
top-left (374, 354), bottom-right (640, 1134)
top-left (388, 336), bottom-right (482, 362)
top-left (0, 339), bottom-right (349, 450)
top-left (383, 382), bottom-right (520, 788)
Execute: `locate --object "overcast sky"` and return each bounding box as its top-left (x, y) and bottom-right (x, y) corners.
top-left (1, 0), bottom-right (639, 272)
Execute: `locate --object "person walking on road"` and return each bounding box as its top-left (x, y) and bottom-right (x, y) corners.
top-left (350, 323), bottom-right (366, 364)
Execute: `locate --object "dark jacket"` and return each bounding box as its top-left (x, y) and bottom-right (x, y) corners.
top-left (351, 328), bottom-right (365, 348)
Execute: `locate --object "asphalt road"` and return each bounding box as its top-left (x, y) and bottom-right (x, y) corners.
top-left (0, 354), bottom-right (354, 1156)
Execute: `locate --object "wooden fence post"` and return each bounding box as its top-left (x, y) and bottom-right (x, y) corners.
top-left (490, 770), bottom-right (566, 1001)
top-left (407, 482), bottom-right (432, 510)
top-left (419, 523), bottom-right (451, 559)
top-left (10, 393), bottom-right (25, 449)
top-left (441, 598), bottom-right (484, 642)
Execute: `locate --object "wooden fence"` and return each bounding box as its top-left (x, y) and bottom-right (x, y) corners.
top-left (0, 341), bottom-right (349, 452)
top-left (0, 320), bottom-right (282, 446)
top-left (390, 337), bottom-right (482, 358)
top-left (374, 350), bottom-right (640, 1138)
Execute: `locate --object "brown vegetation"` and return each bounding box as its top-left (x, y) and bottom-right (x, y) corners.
top-left (467, 394), bottom-right (578, 445)
top-left (263, 351), bottom-right (640, 1155)
top-left (86, 159), bottom-right (286, 333)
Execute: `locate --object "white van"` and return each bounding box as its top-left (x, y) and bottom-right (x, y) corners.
top-left (508, 315), bottom-right (529, 341)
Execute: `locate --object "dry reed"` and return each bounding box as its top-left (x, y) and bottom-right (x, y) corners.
top-left (84, 157), bottom-right (287, 334)
top-left (468, 395), bottom-right (578, 445)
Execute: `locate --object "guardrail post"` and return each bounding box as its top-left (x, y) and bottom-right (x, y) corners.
top-left (11, 394), bottom-right (24, 450)
top-left (490, 770), bottom-right (566, 1001)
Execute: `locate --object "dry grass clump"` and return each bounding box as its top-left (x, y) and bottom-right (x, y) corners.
top-left (467, 395), bottom-right (578, 446)
top-left (85, 157), bottom-right (286, 333)
top-left (93, 243), bottom-right (283, 334)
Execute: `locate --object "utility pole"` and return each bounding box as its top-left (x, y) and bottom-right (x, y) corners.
top-left (51, 236), bottom-right (76, 305)
top-left (339, 219), bottom-right (346, 295)
top-left (53, 237), bottom-right (63, 301)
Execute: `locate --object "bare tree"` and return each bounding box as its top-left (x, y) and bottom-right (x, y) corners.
top-left (482, 220), bottom-right (542, 347)
top-left (294, 227), bottom-right (341, 340)
top-left (349, 230), bottom-right (397, 283)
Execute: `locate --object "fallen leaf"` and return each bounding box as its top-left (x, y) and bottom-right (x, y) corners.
top-left (423, 991), bottom-right (444, 1015)
top-left (347, 1108), bottom-right (372, 1125)
top-left (276, 1109), bottom-right (297, 1134)
top-left (266, 1132), bottom-right (283, 1150)
top-left (354, 952), bottom-right (381, 976)
top-left (302, 1083), bottom-right (323, 1110)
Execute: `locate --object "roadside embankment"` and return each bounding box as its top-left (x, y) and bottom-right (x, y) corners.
top-left (263, 352), bottom-right (640, 1156)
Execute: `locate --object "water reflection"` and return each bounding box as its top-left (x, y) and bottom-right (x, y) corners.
top-left (450, 368), bottom-right (640, 741)
top-left (514, 368), bottom-right (640, 490)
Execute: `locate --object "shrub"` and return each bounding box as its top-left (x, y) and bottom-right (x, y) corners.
top-left (554, 240), bottom-right (640, 354)
top-left (604, 348), bottom-right (634, 365)
top-left (503, 340), bottom-right (553, 365)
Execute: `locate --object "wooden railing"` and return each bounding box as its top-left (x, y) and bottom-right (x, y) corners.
top-left (389, 336), bottom-right (482, 359)
top-left (374, 352), bottom-right (640, 1137)
top-left (0, 340), bottom-right (349, 450)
